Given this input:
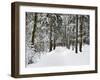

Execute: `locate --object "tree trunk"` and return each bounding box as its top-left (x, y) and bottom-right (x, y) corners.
top-left (79, 16), bottom-right (83, 52)
top-left (72, 40), bottom-right (74, 50)
top-left (66, 27), bottom-right (69, 48)
top-left (75, 15), bottom-right (78, 53)
top-left (49, 21), bottom-right (52, 52)
top-left (67, 31), bottom-right (70, 49)
top-left (66, 27), bottom-right (71, 49)
top-left (72, 27), bottom-right (74, 50)
top-left (32, 13), bottom-right (37, 45)
top-left (53, 37), bottom-right (56, 50)
top-left (65, 26), bottom-right (67, 47)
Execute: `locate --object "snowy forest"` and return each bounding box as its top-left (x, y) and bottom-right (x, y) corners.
top-left (25, 12), bottom-right (90, 67)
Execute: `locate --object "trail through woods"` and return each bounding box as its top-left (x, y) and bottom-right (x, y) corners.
top-left (26, 13), bottom-right (90, 68)
top-left (27, 45), bottom-right (90, 68)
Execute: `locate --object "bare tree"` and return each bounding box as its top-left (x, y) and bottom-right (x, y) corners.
top-left (32, 13), bottom-right (37, 45)
top-left (49, 21), bottom-right (53, 52)
top-left (75, 15), bottom-right (78, 53)
top-left (79, 16), bottom-right (83, 52)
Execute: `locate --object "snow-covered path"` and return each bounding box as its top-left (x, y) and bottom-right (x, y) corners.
top-left (27, 45), bottom-right (90, 68)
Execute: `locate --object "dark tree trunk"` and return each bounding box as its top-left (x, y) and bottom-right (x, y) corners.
top-left (72, 27), bottom-right (75, 50)
top-left (72, 40), bottom-right (74, 50)
top-left (49, 22), bottom-right (52, 52)
top-left (75, 15), bottom-right (78, 53)
top-left (53, 37), bottom-right (56, 50)
top-left (32, 13), bottom-right (37, 45)
top-left (79, 16), bottom-right (83, 52)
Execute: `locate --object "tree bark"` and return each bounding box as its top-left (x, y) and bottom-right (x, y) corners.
top-left (32, 13), bottom-right (37, 45)
top-left (49, 20), bottom-right (52, 52)
top-left (72, 27), bottom-right (74, 50)
top-left (75, 15), bottom-right (78, 53)
top-left (53, 37), bottom-right (56, 50)
top-left (65, 26), bottom-right (67, 47)
top-left (79, 16), bottom-right (83, 52)
top-left (68, 27), bottom-right (71, 49)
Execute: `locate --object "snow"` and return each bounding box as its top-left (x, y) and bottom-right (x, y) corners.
top-left (27, 45), bottom-right (90, 68)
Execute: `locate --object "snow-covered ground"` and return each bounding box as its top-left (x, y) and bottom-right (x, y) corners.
top-left (27, 45), bottom-right (90, 68)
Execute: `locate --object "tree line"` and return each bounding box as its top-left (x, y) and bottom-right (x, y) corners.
top-left (26, 12), bottom-right (90, 53)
